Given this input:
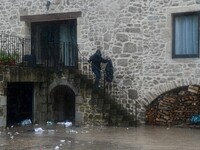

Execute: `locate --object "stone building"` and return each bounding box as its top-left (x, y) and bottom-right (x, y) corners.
top-left (0, 0), bottom-right (200, 127)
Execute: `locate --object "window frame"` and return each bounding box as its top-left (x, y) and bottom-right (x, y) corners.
top-left (172, 12), bottom-right (200, 58)
top-left (31, 20), bottom-right (78, 68)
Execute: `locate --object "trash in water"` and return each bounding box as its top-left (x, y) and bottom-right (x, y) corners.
top-left (10, 136), bottom-right (14, 140)
top-left (47, 121), bottom-right (54, 126)
top-left (191, 115), bottom-right (200, 124)
top-left (66, 129), bottom-right (78, 134)
top-left (54, 146), bottom-right (59, 150)
top-left (57, 121), bottom-right (72, 128)
top-left (14, 132), bottom-right (19, 135)
top-left (67, 140), bottom-right (71, 144)
top-left (21, 119), bottom-right (32, 126)
top-left (64, 121), bottom-right (72, 127)
top-left (34, 128), bottom-right (44, 133)
top-left (57, 122), bottom-right (65, 125)
top-left (81, 130), bottom-right (89, 134)
top-left (60, 140), bottom-right (65, 143)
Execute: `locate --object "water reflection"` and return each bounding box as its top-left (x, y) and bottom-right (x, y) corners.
top-left (0, 125), bottom-right (200, 149)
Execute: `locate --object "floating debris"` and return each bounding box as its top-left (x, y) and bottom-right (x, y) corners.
top-left (54, 146), bottom-right (59, 150)
top-left (14, 132), bottom-right (19, 135)
top-left (21, 119), bottom-right (32, 126)
top-left (66, 129), bottom-right (78, 134)
top-left (64, 122), bottom-right (72, 128)
top-left (47, 121), bottom-right (54, 126)
top-left (34, 128), bottom-right (44, 133)
top-left (60, 140), bottom-right (65, 143)
top-left (81, 130), bottom-right (89, 134)
top-left (67, 140), bottom-right (71, 144)
top-left (57, 121), bottom-right (72, 128)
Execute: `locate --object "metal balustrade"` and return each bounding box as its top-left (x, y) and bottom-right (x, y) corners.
top-left (0, 33), bottom-right (138, 126)
top-left (0, 33), bottom-right (31, 65)
top-left (77, 46), bottom-right (138, 126)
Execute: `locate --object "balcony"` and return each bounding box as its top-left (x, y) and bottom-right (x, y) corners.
top-left (0, 33), bottom-right (78, 68)
top-left (0, 33), bottom-right (30, 66)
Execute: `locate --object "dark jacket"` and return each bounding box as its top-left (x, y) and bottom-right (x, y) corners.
top-left (89, 50), bottom-right (107, 71)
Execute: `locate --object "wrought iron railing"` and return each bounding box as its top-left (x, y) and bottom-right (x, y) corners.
top-left (32, 41), bottom-right (78, 68)
top-left (0, 33), bottom-right (31, 65)
top-left (0, 33), bottom-right (78, 67)
top-left (77, 47), bottom-right (138, 126)
top-left (0, 33), bottom-right (138, 126)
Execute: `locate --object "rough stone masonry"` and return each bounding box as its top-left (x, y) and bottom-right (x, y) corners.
top-left (1, 0), bottom-right (200, 123)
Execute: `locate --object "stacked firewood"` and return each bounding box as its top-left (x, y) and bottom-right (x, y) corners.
top-left (146, 85), bottom-right (200, 126)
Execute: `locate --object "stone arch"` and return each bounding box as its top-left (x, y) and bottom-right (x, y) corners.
top-left (50, 84), bottom-right (75, 122)
top-left (49, 79), bottom-right (78, 95)
top-left (48, 79), bottom-right (82, 124)
top-left (143, 78), bottom-right (200, 104)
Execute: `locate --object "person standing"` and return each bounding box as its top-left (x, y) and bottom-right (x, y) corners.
top-left (89, 49), bottom-right (108, 89)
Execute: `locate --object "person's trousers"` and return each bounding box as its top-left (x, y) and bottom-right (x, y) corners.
top-left (92, 69), bottom-right (100, 88)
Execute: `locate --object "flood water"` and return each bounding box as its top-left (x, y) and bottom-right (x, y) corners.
top-left (0, 124), bottom-right (200, 150)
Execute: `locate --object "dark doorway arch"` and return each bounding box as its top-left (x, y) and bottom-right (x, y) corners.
top-left (50, 85), bottom-right (75, 123)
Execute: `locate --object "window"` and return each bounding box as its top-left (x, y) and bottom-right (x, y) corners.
top-left (31, 20), bottom-right (78, 67)
top-left (172, 12), bottom-right (199, 58)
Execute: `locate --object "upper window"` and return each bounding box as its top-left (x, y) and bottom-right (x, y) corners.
top-left (172, 12), bottom-right (199, 58)
top-left (31, 20), bottom-right (78, 67)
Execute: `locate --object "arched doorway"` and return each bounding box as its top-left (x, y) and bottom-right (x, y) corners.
top-left (50, 85), bottom-right (75, 123)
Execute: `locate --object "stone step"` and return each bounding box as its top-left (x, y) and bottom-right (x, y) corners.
top-left (64, 67), bottom-right (136, 127)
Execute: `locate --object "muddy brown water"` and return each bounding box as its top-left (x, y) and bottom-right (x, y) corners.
top-left (0, 124), bottom-right (200, 150)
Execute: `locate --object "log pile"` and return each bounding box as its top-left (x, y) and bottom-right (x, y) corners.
top-left (146, 86), bottom-right (200, 126)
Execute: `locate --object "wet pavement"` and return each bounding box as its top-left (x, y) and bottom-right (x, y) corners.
top-left (0, 124), bottom-right (200, 150)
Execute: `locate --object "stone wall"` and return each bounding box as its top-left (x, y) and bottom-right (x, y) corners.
top-left (1, 0), bottom-right (200, 122)
top-left (0, 66), bottom-right (104, 127)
